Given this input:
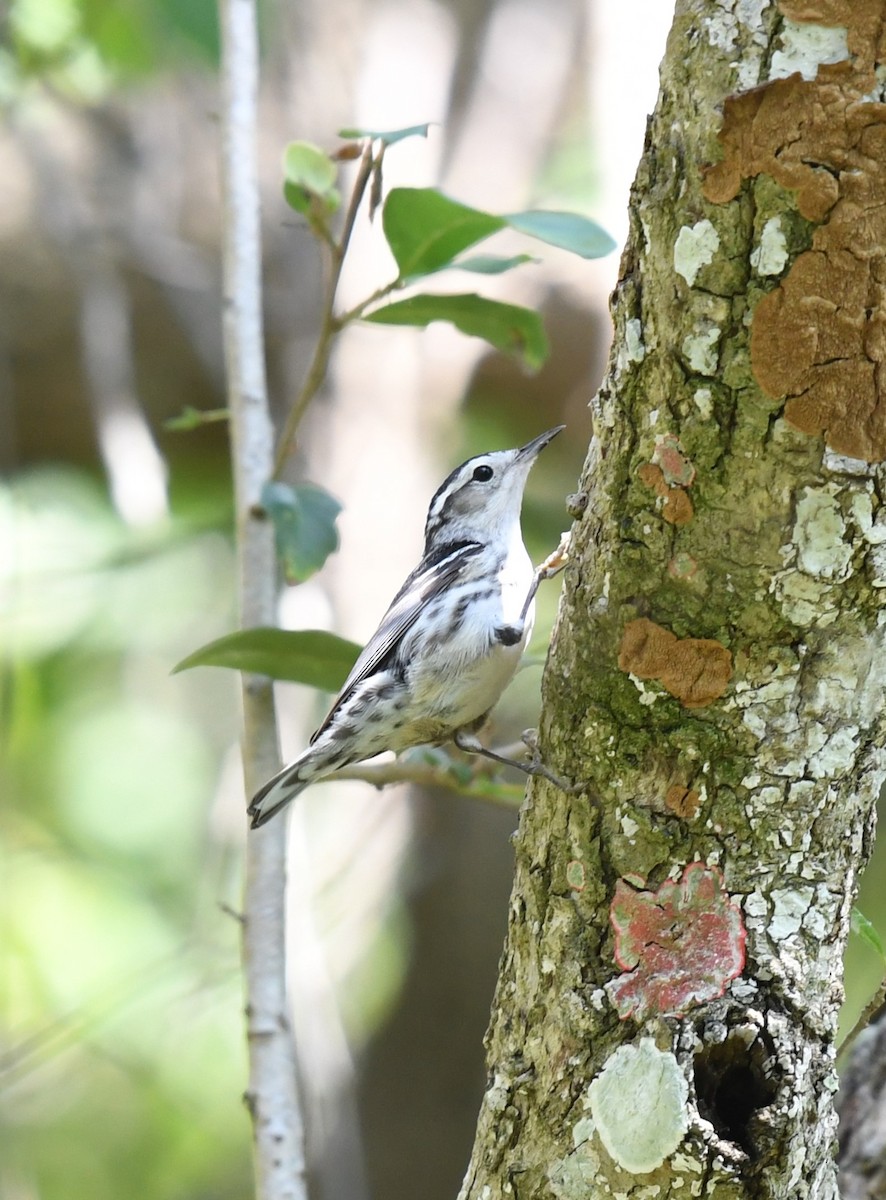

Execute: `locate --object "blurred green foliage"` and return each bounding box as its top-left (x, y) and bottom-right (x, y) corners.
top-left (1, 466), bottom-right (252, 1199)
top-left (3, 0), bottom-right (219, 100)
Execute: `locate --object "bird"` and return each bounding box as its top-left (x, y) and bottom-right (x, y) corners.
top-left (248, 425), bottom-right (567, 828)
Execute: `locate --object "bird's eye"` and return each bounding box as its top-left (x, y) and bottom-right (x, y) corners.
top-left (472, 464), bottom-right (494, 482)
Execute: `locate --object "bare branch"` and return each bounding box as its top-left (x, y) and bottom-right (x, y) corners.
top-left (217, 0), bottom-right (307, 1196)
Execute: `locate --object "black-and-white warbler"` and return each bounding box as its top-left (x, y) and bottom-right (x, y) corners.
top-left (249, 426), bottom-right (568, 828)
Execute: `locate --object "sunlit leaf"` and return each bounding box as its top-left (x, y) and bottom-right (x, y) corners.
top-left (338, 123), bottom-right (433, 146)
top-left (382, 188), bottom-right (505, 279)
top-left (261, 481), bottom-right (341, 584)
top-left (283, 141), bottom-right (337, 193)
top-left (852, 907), bottom-right (886, 962)
top-left (505, 209), bottom-right (616, 259)
top-left (173, 627), bottom-right (360, 690)
top-left (363, 293), bottom-right (549, 370)
top-left (282, 142), bottom-right (340, 218)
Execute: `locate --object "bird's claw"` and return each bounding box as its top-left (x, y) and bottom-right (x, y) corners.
top-left (520, 729), bottom-right (579, 793)
top-left (535, 531), bottom-right (571, 582)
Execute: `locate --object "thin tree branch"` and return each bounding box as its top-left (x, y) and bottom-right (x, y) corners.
top-left (272, 143), bottom-right (379, 477)
top-left (330, 752), bottom-right (527, 809)
top-left (837, 976), bottom-right (886, 1062)
top-left (217, 1), bottom-right (307, 1197)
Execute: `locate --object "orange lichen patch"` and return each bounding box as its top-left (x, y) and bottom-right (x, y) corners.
top-left (638, 462), bottom-right (664, 490)
top-left (637, 462), bottom-right (694, 525)
top-left (663, 489), bottom-right (694, 526)
top-left (665, 785), bottom-right (701, 820)
top-left (702, 0), bottom-right (886, 462)
top-left (618, 617), bottom-right (733, 708)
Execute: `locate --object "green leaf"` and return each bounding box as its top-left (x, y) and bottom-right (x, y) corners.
top-left (504, 209), bottom-right (616, 259)
top-left (173, 628), bottom-right (360, 690)
top-left (447, 253), bottom-right (537, 275)
top-left (261, 481), bottom-right (342, 584)
top-left (163, 405), bottom-right (229, 431)
top-left (283, 141), bottom-right (337, 193)
top-left (852, 907), bottom-right (886, 962)
top-left (363, 293), bottom-right (549, 370)
top-left (338, 123), bottom-right (433, 146)
top-left (382, 188), bottom-right (505, 279)
top-left (282, 142), bottom-right (340, 218)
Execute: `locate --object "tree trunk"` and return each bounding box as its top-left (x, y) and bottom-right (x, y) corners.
top-left (838, 1006), bottom-right (886, 1199)
top-left (460, 2), bottom-right (886, 1196)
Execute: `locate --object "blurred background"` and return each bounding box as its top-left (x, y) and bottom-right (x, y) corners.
top-left (2, 1), bottom-right (884, 1198)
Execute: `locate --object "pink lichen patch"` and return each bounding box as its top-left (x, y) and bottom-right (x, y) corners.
top-left (566, 859), bottom-right (586, 891)
top-left (608, 863), bottom-right (747, 1021)
top-left (653, 434), bottom-right (697, 488)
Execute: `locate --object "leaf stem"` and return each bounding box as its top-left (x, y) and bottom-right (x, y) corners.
top-left (272, 142), bottom-right (379, 477)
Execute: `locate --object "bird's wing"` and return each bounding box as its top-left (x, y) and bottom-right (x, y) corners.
top-left (309, 540), bottom-right (483, 744)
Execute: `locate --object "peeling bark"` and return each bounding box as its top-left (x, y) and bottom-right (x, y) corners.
top-left (459, 3), bottom-right (886, 1197)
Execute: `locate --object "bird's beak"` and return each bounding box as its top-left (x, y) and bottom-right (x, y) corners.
top-left (516, 425), bottom-right (565, 461)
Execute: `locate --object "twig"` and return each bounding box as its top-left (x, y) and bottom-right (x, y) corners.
top-left (837, 975), bottom-right (886, 1062)
top-left (331, 756), bottom-right (525, 809)
top-left (272, 143), bottom-right (379, 477)
top-left (217, 1), bottom-right (307, 1197)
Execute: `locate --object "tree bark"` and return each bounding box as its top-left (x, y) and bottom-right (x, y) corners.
top-left (460, 2), bottom-right (886, 1196)
top-left (838, 1006), bottom-right (886, 1199)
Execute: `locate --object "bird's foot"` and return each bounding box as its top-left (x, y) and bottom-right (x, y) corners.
top-left (453, 728), bottom-right (576, 793)
top-left (518, 729), bottom-right (580, 793)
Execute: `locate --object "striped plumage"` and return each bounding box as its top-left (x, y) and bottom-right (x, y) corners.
top-left (248, 426), bottom-right (564, 828)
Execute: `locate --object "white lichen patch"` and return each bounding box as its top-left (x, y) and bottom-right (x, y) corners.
top-left (793, 486), bottom-right (852, 580)
top-left (772, 569), bottom-right (834, 627)
top-left (704, 0), bottom-right (771, 88)
top-left (849, 491), bottom-right (874, 537)
top-left (750, 216), bottom-right (789, 276)
top-left (807, 726), bottom-right (859, 779)
top-left (588, 1039), bottom-right (689, 1174)
top-left (674, 219), bottom-right (720, 286)
top-left (682, 323), bottom-right (721, 375)
top-left (769, 887), bottom-right (813, 940)
top-left (769, 18), bottom-right (849, 82)
top-left (572, 1116), bottom-right (595, 1148)
top-left (693, 388), bottom-right (713, 420)
top-left (870, 544), bottom-right (886, 588)
top-left (628, 673), bottom-right (661, 706)
top-left (620, 814), bottom-right (640, 838)
top-left (484, 1072), bottom-right (512, 1113)
top-left (625, 318), bottom-right (646, 363)
top-left (823, 446), bottom-right (874, 476)
top-left (803, 889), bottom-right (834, 939)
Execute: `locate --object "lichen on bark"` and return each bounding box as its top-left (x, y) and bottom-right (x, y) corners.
top-left (459, 3), bottom-right (886, 1197)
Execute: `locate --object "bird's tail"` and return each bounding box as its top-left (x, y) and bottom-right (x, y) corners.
top-left (247, 759), bottom-right (312, 829)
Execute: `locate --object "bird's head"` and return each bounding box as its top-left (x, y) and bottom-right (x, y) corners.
top-left (423, 426), bottom-right (564, 551)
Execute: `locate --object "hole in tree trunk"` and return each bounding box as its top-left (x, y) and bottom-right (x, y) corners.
top-left (693, 1033), bottom-right (777, 1155)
